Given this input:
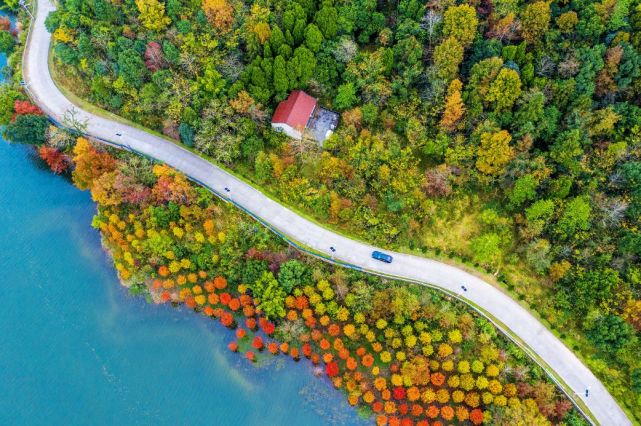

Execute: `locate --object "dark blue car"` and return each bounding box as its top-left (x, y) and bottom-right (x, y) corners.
top-left (372, 250), bottom-right (393, 263)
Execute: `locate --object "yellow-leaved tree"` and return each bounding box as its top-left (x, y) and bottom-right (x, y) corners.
top-left (135, 0), bottom-right (171, 32)
top-left (476, 130), bottom-right (514, 176)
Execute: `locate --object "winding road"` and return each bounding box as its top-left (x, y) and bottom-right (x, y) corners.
top-left (22, 0), bottom-right (630, 424)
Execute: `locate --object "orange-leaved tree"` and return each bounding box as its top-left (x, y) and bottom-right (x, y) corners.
top-left (202, 0), bottom-right (234, 31)
top-left (72, 138), bottom-right (116, 190)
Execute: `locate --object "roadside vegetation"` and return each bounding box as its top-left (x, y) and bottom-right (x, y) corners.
top-left (1, 0), bottom-right (640, 420)
top-left (67, 134), bottom-right (591, 425)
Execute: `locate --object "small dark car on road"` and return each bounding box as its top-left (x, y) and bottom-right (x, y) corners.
top-left (372, 250), bottom-right (393, 263)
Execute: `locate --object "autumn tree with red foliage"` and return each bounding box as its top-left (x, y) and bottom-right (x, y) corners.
top-left (228, 298), bottom-right (240, 311)
top-left (242, 304), bottom-right (255, 317)
top-left (213, 276), bottom-right (227, 289)
top-left (220, 311), bottom-right (234, 327)
top-left (14, 99), bottom-right (42, 116)
top-left (262, 320), bottom-right (275, 335)
top-left (219, 292), bottom-right (232, 305)
top-left (554, 399), bottom-right (573, 418)
top-left (326, 361), bottom-right (339, 377)
top-left (302, 343), bottom-right (312, 358)
top-left (469, 408), bottom-right (484, 425)
top-left (252, 336), bottom-right (264, 350)
top-left (426, 406), bottom-right (439, 418)
top-left (268, 342), bottom-right (279, 354)
top-left (411, 404), bottom-right (423, 417)
top-left (0, 16), bottom-right (10, 31)
top-left (245, 318), bottom-right (257, 329)
top-left (295, 295), bottom-right (309, 310)
top-left (144, 41), bottom-right (166, 71)
top-left (235, 328), bottom-right (246, 339)
top-left (151, 165), bottom-right (196, 204)
top-left (289, 347), bottom-right (300, 360)
top-left (362, 353), bottom-right (375, 367)
top-left (319, 338), bottom-right (331, 351)
top-left (346, 356), bottom-right (358, 370)
top-left (430, 372), bottom-right (445, 386)
top-left (393, 387), bottom-right (406, 400)
top-left (328, 323), bottom-right (341, 336)
top-left (399, 405), bottom-right (410, 417)
top-left (38, 146), bottom-right (69, 174)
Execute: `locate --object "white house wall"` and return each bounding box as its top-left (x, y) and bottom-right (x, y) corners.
top-left (271, 123), bottom-right (302, 140)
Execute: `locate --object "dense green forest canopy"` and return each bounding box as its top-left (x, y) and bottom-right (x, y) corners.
top-left (9, 0), bottom-right (641, 418)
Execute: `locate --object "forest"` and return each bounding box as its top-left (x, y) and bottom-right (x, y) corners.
top-left (72, 133), bottom-right (590, 425)
top-left (0, 0), bottom-right (640, 421)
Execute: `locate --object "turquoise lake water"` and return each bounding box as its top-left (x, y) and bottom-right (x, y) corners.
top-left (0, 13), bottom-right (366, 425)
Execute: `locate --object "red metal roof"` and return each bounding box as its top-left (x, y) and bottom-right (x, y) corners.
top-left (271, 90), bottom-right (317, 130)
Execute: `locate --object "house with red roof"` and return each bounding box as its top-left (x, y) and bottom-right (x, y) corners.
top-left (271, 90), bottom-right (339, 144)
